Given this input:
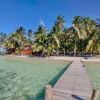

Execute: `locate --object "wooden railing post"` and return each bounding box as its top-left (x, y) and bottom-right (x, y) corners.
top-left (80, 60), bottom-right (84, 67)
top-left (45, 85), bottom-right (52, 100)
top-left (91, 89), bottom-right (99, 100)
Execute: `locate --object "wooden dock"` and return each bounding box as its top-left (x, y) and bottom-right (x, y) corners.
top-left (52, 60), bottom-right (92, 100)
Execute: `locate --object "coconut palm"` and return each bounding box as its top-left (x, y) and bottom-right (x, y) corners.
top-left (32, 25), bottom-right (47, 56)
top-left (86, 29), bottom-right (100, 54)
top-left (3, 33), bottom-right (18, 49)
top-left (73, 16), bottom-right (96, 39)
top-left (3, 27), bottom-right (28, 55)
top-left (47, 33), bottom-right (60, 55)
top-left (28, 29), bottom-right (33, 40)
top-left (56, 15), bottom-right (65, 32)
top-left (72, 16), bottom-right (86, 39)
top-left (49, 15), bottom-right (65, 55)
top-left (51, 15), bottom-right (65, 34)
top-left (72, 16), bottom-right (96, 55)
top-left (15, 27), bottom-right (27, 48)
top-left (64, 27), bottom-right (79, 56)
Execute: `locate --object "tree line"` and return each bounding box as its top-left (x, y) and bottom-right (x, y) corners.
top-left (0, 15), bottom-right (100, 56)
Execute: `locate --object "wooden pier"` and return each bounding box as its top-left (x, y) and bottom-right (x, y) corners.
top-left (51, 60), bottom-right (92, 100)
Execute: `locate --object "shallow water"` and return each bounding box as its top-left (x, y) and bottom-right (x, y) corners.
top-left (85, 62), bottom-right (100, 100)
top-left (0, 56), bottom-right (69, 100)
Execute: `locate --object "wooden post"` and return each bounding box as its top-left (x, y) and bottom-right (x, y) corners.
top-left (80, 60), bottom-right (84, 67)
top-left (91, 89), bottom-right (99, 100)
top-left (45, 85), bottom-right (52, 100)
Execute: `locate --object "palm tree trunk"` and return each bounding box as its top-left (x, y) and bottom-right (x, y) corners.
top-left (57, 49), bottom-right (59, 56)
top-left (99, 51), bottom-right (100, 56)
top-left (91, 51), bottom-right (93, 56)
top-left (63, 48), bottom-right (66, 56)
top-left (82, 40), bottom-right (84, 56)
top-left (74, 41), bottom-right (76, 56)
top-left (20, 42), bottom-right (21, 56)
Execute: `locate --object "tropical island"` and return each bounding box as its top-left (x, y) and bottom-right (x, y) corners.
top-left (0, 0), bottom-right (100, 99)
top-left (0, 16), bottom-right (100, 57)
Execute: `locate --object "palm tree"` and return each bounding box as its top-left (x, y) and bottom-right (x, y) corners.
top-left (51, 15), bottom-right (65, 34)
top-left (2, 33), bottom-right (19, 54)
top-left (47, 33), bottom-right (60, 56)
top-left (86, 29), bottom-right (100, 55)
top-left (32, 25), bottom-right (47, 56)
top-left (28, 29), bottom-right (33, 40)
top-left (64, 27), bottom-right (79, 56)
top-left (56, 15), bottom-right (65, 32)
top-left (3, 27), bottom-right (28, 55)
top-left (72, 16), bottom-right (87, 40)
top-left (15, 27), bottom-right (26, 48)
top-left (50, 15), bottom-right (65, 55)
top-left (72, 16), bottom-right (96, 55)
top-left (3, 33), bottom-right (18, 49)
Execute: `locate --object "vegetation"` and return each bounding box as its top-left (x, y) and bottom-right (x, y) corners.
top-left (0, 15), bottom-right (100, 56)
top-left (0, 32), bottom-right (6, 46)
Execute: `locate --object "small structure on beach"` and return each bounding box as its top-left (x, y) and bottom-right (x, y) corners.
top-left (21, 45), bottom-right (33, 55)
top-left (0, 47), bottom-right (7, 55)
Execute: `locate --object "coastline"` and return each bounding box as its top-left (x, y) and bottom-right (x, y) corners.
top-left (2, 55), bottom-right (100, 62)
top-left (49, 56), bottom-right (100, 62)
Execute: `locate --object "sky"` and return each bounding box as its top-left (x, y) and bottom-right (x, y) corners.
top-left (0, 0), bottom-right (100, 34)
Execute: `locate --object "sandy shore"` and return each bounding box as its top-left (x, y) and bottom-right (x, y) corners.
top-left (49, 56), bottom-right (100, 62)
top-left (2, 55), bottom-right (100, 62)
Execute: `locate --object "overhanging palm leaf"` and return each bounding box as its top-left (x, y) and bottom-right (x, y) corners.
top-left (53, 34), bottom-right (60, 48)
top-left (86, 30), bottom-right (100, 53)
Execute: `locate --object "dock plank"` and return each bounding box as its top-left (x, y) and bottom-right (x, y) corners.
top-left (52, 60), bottom-right (92, 100)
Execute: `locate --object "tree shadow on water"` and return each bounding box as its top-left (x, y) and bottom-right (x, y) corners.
top-left (26, 61), bottom-right (72, 100)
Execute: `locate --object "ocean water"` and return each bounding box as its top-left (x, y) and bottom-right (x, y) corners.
top-left (85, 62), bottom-right (100, 100)
top-left (0, 56), bottom-right (69, 100)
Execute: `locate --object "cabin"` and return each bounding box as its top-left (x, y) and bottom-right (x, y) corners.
top-left (21, 45), bottom-right (33, 55)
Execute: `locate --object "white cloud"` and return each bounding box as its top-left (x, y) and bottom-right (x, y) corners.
top-left (39, 19), bottom-right (45, 26)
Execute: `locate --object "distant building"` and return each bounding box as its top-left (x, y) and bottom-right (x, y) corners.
top-left (21, 45), bottom-right (33, 55)
top-left (0, 47), bottom-right (7, 55)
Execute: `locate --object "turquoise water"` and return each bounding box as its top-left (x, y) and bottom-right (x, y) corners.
top-left (85, 62), bottom-right (100, 100)
top-left (0, 56), bottom-right (69, 100)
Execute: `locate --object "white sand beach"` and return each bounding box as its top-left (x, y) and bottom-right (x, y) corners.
top-left (49, 56), bottom-right (100, 62)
